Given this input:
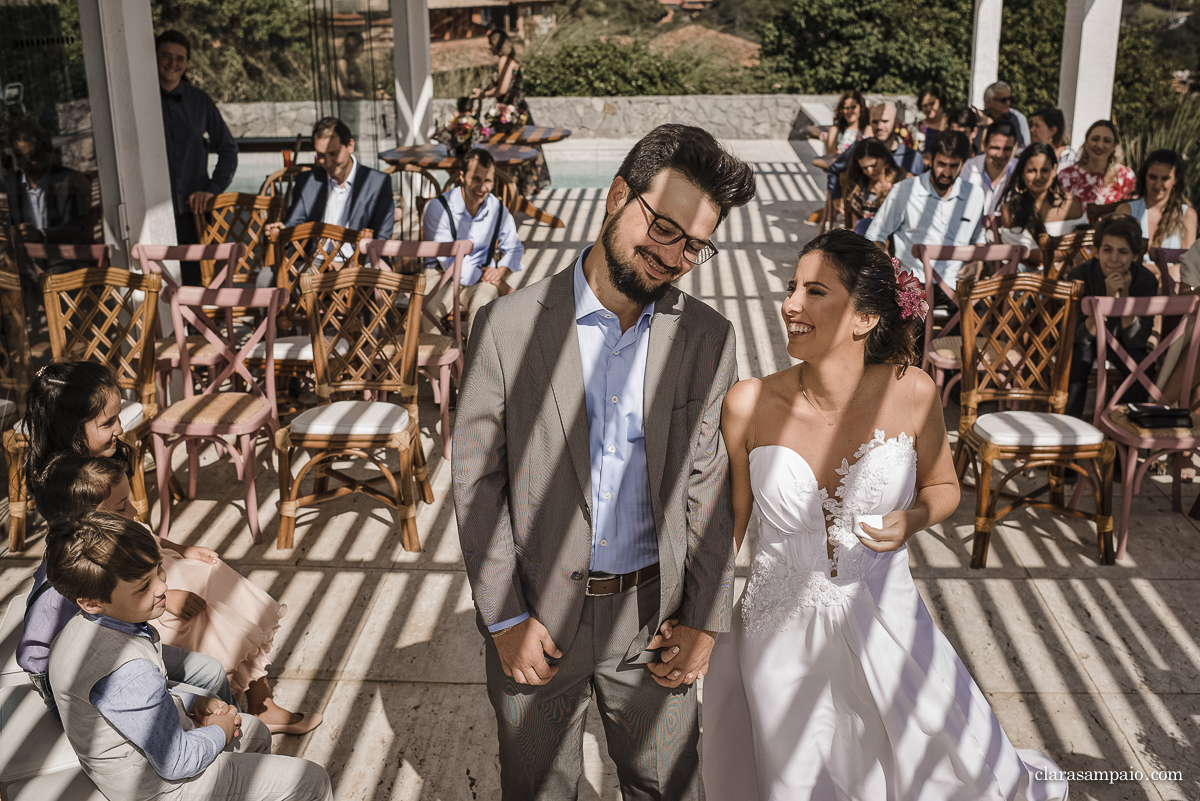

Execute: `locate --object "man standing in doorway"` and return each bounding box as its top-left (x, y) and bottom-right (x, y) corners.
top-left (156, 29), bottom-right (238, 285)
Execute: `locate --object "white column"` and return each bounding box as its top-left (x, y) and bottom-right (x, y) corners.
top-left (390, 0), bottom-right (434, 146)
top-left (77, 0), bottom-right (178, 277)
top-left (1059, 0), bottom-right (1123, 148)
top-left (969, 0), bottom-right (1003, 109)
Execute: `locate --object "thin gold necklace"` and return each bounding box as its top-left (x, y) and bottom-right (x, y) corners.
top-left (800, 363), bottom-right (865, 426)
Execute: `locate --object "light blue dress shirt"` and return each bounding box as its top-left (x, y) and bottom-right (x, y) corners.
top-left (485, 249), bottom-right (659, 633)
top-left (86, 614), bottom-right (226, 781)
top-left (421, 187), bottom-right (524, 285)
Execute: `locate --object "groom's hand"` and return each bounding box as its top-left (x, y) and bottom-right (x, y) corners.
top-left (495, 617), bottom-right (562, 686)
top-left (646, 624), bottom-right (716, 689)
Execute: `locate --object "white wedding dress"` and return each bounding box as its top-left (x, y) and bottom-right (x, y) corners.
top-left (702, 431), bottom-right (1069, 800)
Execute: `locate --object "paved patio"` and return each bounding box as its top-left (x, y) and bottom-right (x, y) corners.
top-left (1, 139), bottom-right (1198, 801)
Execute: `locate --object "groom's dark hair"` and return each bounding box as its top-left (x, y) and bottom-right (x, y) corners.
top-left (615, 124), bottom-right (757, 224)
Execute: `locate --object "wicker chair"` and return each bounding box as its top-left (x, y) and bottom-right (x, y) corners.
top-left (194, 192), bottom-right (283, 287)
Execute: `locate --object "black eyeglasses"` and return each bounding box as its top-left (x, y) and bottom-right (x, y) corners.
top-left (630, 191), bottom-right (718, 265)
top-left (994, 95), bottom-right (1013, 104)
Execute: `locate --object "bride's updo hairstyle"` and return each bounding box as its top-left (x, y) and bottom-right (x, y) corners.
top-left (798, 229), bottom-right (921, 372)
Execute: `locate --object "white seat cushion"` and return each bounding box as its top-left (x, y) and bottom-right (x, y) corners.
top-left (290, 400), bottom-right (411, 437)
top-left (0, 685), bottom-right (81, 786)
top-left (973, 411), bottom-right (1105, 447)
top-left (13, 400), bottom-right (142, 436)
top-left (245, 335), bottom-right (351, 361)
top-left (0, 596), bottom-right (26, 688)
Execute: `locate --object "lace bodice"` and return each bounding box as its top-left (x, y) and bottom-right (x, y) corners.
top-left (741, 430), bottom-right (918, 636)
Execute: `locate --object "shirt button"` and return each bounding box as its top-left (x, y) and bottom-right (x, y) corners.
top-left (605, 313), bottom-right (613, 319)
top-left (611, 396), bottom-right (618, 404)
top-left (603, 492), bottom-right (612, 500)
top-left (608, 445), bottom-right (616, 454)
top-left (600, 539), bottom-right (608, 546)
top-left (613, 350), bottom-right (620, 355)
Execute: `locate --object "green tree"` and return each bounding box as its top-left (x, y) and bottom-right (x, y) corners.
top-left (1112, 21), bottom-right (1185, 138)
top-left (525, 40), bottom-right (691, 95)
top-left (996, 0), bottom-right (1064, 114)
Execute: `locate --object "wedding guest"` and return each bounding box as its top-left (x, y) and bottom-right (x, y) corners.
top-left (1157, 241), bottom-right (1200, 408)
top-left (1058, 120), bottom-right (1136, 206)
top-left (156, 30), bottom-right (238, 286)
top-left (916, 84), bottom-right (949, 155)
top-left (946, 106), bottom-right (981, 158)
top-left (843, 138), bottom-right (908, 236)
top-left (961, 121), bottom-right (1017, 214)
top-left (825, 89), bottom-right (870, 157)
top-left (996, 143), bottom-right (1086, 266)
top-left (421, 147), bottom-right (524, 335)
top-left (866, 129), bottom-right (987, 289)
top-left (1121, 149), bottom-right (1197, 251)
top-left (869, 101), bottom-right (924, 175)
top-left (982, 80), bottom-right (1030, 147)
top-left (1064, 214), bottom-right (1157, 419)
top-left (1030, 107), bottom-right (1075, 169)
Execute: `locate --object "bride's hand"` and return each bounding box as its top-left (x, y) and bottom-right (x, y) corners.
top-left (857, 510), bottom-right (915, 552)
top-left (646, 618), bottom-right (679, 651)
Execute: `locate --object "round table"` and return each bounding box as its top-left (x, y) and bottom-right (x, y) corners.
top-left (378, 143), bottom-right (538, 171)
top-left (486, 125), bottom-right (573, 146)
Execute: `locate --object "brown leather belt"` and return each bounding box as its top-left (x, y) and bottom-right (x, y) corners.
top-left (585, 562), bottom-right (660, 597)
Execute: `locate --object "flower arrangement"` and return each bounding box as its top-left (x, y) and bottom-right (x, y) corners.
top-left (434, 113), bottom-right (492, 157)
top-left (892, 257), bottom-right (928, 321)
top-left (484, 102), bottom-right (528, 134)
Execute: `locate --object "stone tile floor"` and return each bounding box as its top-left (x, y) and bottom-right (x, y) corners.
top-left (2, 140), bottom-right (1198, 800)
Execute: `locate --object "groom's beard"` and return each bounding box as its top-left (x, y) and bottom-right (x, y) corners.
top-left (601, 208), bottom-right (679, 307)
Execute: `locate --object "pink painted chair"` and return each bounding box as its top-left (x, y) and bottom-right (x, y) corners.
top-left (361, 238), bottom-right (473, 459)
top-left (1085, 294), bottom-right (1200, 559)
top-left (1148, 247), bottom-right (1186, 296)
top-left (151, 282), bottom-right (287, 542)
top-left (912, 244), bottom-right (1027, 406)
top-left (22, 243), bottom-right (110, 268)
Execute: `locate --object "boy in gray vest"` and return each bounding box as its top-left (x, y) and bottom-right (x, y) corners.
top-left (46, 510), bottom-right (333, 800)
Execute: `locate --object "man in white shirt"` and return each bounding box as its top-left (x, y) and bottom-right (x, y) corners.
top-left (866, 129), bottom-right (987, 289)
top-left (422, 147), bottom-right (524, 335)
top-left (961, 121), bottom-right (1017, 215)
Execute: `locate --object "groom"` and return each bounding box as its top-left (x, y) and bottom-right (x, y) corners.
top-left (454, 124), bottom-right (756, 799)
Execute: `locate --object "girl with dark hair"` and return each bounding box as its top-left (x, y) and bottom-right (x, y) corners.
top-left (916, 84), bottom-right (948, 154)
top-left (1058, 119), bottom-right (1136, 205)
top-left (825, 89), bottom-right (869, 157)
top-left (21, 361), bottom-right (322, 735)
top-left (1124, 149), bottom-right (1196, 250)
top-left (996, 142), bottom-right (1086, 263)
top-left (1029, 107), bottom-right (1075, 168)
top-left (691, 229), bottom-right (1069, 800)
top-left (843, 138), bottom-right (909, 235)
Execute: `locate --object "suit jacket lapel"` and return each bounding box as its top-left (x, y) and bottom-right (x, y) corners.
top-left (537, 269), bottom-right (592, 507)
top-left (644, 288), bottom-right (684, 508)
top-left (346, 163), bottom-right (369, 230)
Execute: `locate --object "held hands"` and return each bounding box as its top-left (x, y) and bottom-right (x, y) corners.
top-left (191, 697), bottom-right (240, 744)
top-left (494, 617), bottom-right (562, 686)
top-left (182, 546), bottom-right (219, 565)
top-left (857, 510), bottom-right (919, 552)
top-left (646, 619), bottom-right (716, 689)
top-left (164, 589), bottom-right (207, 621)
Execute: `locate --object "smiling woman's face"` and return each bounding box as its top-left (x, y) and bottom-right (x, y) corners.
top-left (781, 253), bottom-right (864, 363)
top-left (1086, 127), bottom-right (1116, 165)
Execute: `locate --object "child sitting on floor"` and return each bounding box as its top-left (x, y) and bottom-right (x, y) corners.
top-left (20, 359), bottom-right (320, 734)
top-left (45, 509), bottom-right (334, 801)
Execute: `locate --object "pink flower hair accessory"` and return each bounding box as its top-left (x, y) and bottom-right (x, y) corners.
top-left (891, 257), bottom-right (928, 321)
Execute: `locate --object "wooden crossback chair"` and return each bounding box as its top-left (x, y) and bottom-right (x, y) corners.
top-left (0, 271), bottom-right (30, 551)
top-left (276, 268), bottom-right (433, 550)
top-left (1148, 247), bottom-right (1187, 295)
top-left (1085, 294), bottom-right (1200, 559)
top-left (912, 244), bottom-right (1026, 406)
top-left (955, 273), bottom-right (1115, 567)
top-left (151, 283), bottom-right (287, 542)
top-left (1038, 231), bottom-right (1095, 279)
top-left (362, 238), bottom-right (473, 459)
top-left (4, 268), bottom-right (161, 551)
top-left (194, 193), bottom-right (283, 287)
top-left (385, 163), bottom-right (442, 241)
top-left (259, 165), bottom-right (312, 221)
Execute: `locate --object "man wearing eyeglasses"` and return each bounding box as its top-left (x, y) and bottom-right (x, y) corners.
top-left (454, 124), bottom-right (756, 800)
top-left (983, 81), bottom-right (1031, 149)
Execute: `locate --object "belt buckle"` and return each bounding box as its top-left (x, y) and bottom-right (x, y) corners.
top-left (585, 572), bottom-right (617, 597)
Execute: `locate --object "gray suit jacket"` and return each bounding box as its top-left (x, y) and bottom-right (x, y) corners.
top-left (453, 265), bottom-right (738, 660)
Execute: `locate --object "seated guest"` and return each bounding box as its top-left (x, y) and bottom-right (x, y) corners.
top-left (1064, 214), bottom-right (1158, 419)
top-left (1119, 149), bottom-right (1197, 252)
top-left (866, 129), bottom-right (986, 290)
top-left (45, 511), bottom-right (333, 801)
top-left (916, 84), bottom-right (949, 156)
top-left (946, 106), bottom-right (981, 158)
top-left (996, 143), bottom-right (1087, 265)
top-left (982, 81), bottom-right (1030, 147)
top-left (825, 89), bottom-right (870, 157)
top-left (842, 139), bottom-right (909, 236)
top-left (868, 101), bottom-right (925, 176)
top-left (961, 121), bottom-right (1017, 215)
top-left (1058, 120), bottom-right (1136, 206)
top-left (271, 116), bottom-right (394, 240)
top-left (156, 30), bottom-right (238, 285)
top-left (421, 147), bottom-right (524, 335)
top-left (1029, 107), bottom-right (1075, 169)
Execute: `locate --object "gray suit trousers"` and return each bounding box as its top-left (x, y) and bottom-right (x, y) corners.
top-left (485, 576), bottom-right (701, 801)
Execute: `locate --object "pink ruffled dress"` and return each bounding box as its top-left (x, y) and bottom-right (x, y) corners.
top-left (151, 548), bottom-right (285, 696)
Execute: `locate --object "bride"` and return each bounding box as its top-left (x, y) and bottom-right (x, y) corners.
top-left (678, 230), bottom-right (1069, 799)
